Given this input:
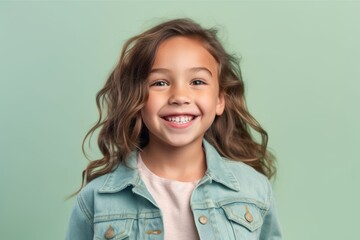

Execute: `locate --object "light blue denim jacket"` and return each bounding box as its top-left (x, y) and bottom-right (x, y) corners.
top-left (66, 140), bottom-right (282, 239)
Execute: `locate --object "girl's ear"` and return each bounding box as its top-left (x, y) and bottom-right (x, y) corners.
top-left (216, 92), bottom-right (225, 116)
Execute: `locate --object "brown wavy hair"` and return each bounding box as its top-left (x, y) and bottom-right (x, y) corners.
top-left (78, 18), bottom-right (275, 192)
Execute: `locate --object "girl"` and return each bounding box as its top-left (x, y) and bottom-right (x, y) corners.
top-left (66, 18), bottom-right (282, 240)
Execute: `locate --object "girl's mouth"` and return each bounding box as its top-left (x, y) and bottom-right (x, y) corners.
top-left (163, 115), bottom-right (195, 125)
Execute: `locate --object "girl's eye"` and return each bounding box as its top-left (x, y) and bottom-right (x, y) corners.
top-left (150, 80), bottom-right (169, 87)
top-left (191, 79), bottom-right (206, 85)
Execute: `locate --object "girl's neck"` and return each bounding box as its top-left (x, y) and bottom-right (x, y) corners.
top-left (140, 139), bottom-right (206, 182)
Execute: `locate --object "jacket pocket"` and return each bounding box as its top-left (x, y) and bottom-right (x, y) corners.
top-left (94, 218), bottom-right (134, 240)
top-left (222, 202), bottom-right (263, 239)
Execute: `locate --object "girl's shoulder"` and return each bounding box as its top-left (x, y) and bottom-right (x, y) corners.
top-left (223, 157), bottom-right (269, 183)
top-left (75, 173), bottom-right (110, 206)
top-left (213, 157), bottom-right (274, 211)
top-left (223, 157), bottom-right (271, 192)
top-left (79, 151), bottom-right (140, 197)
top-left (204, 140), bottom-right (270, 190)
top-left (76, 155), bottom-right (140, 204)
top-left (204, 140), bottom-right (272, 207)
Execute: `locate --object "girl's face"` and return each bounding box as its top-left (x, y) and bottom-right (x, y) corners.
top-left (141, 36), bottom-right (225, 149)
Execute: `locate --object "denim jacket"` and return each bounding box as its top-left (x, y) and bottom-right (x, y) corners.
top-left (66, 140), bottom-right (282, 239)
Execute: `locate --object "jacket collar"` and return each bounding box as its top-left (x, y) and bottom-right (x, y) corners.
top-left (202, 140), bottom-right (240, 191)
top-left (98, 140), bottom-right (240, 193)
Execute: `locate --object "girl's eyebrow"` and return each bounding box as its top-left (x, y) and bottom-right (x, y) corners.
top-left (150, 67), bottom-right (213, 77)
top-left (190, 67), bottom-right (213, 77)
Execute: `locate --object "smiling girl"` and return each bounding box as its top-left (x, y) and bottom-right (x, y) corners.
top-left (66, 18), bottom-right (282, 240)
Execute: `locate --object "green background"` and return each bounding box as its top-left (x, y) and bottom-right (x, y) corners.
top-left (1, 1), bottom-right (359, 239)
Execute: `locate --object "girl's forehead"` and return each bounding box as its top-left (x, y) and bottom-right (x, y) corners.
top-left (152, 36), bottom-right (218, 76)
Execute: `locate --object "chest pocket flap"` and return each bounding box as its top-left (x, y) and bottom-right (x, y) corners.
top-left (94, 218), bottom-right (133, 240)
top-left (222, 203), bottom-right (263, 232)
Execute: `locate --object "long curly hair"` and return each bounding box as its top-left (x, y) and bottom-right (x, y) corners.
top-left (79, 18), bottom-right (275, 191)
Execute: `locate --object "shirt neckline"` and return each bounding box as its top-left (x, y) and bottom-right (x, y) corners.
top-left (137, 153), bottom-right (200, 185)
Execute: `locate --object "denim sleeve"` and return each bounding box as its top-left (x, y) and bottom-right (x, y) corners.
top-left (65, 193), bottom-right (94, 240)
top-left (259, 184), bottom-right (283, 240)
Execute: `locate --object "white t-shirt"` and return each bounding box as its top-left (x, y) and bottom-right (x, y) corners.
top-left (137, 154), bottom-right (200, 240)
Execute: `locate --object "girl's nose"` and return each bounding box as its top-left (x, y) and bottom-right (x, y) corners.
top-left (168, 85), bottom-right (191, 105)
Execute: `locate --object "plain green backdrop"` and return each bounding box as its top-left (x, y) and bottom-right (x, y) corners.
top-left (1, 1), bottom-right (359, 239)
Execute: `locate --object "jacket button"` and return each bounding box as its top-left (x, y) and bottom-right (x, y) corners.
top-left (199, 215), bottom-right (208, 225)
top-left (245, 212), bottom-right (253, 223)
top-left (104, 225), bottom-right (115, 239)
top-left (244, 205), bottom-right (253, 223)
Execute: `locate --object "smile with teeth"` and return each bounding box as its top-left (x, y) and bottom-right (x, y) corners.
top-left (165, 115), bottom-right (194, 124)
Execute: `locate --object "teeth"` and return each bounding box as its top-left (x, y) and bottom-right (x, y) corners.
top-left (166, 116), bottom-right (193, 124)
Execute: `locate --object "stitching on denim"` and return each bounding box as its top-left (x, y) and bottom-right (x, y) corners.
top-left (205, 186), bottom-right (220, 238)
top-left (94, 210), bottom-right (162, 223)
top-left (78, 192), bottom-right (94, 230)
top-left (265, 177), bottom-right (272, 211)
top-left (99, 172), bottom-right (113, 190)
top-left (191, 197), bottom-right (267, 210)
